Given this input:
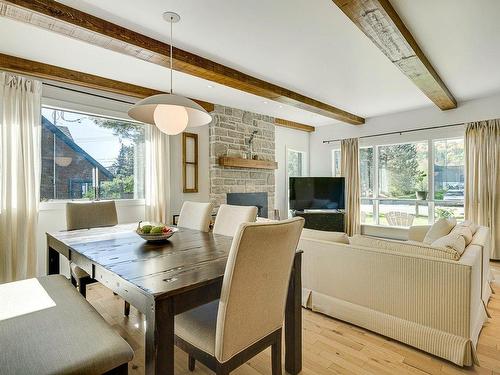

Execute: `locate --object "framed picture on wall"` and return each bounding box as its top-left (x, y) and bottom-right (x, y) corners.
top-left (182, 132), bottom-right (198, 193)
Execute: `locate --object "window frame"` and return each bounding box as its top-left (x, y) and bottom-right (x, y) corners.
top-left (330, 125), bottom-right (465, 227)
top-left (39, 100), bottom-right (146, 210)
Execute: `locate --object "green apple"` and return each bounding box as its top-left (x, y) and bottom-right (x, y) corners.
top-left (150, 226), bottom-right (164, 235)
top-left (141, 225), bottom-right (153, 234)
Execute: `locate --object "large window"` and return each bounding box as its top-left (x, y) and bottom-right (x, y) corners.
top-left (331, 134), bottom-right (465, 227)
top-left (41, 107), bottom-right (145, 201)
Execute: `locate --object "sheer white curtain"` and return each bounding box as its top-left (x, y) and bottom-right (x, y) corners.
top-left (341, 138), bottom-right (361, 236)
top-left (144, 125), bottom-right (170, 224)
top-left (465, 120), bottom-right (500, 259)
top-left (0, 72), bottom-right (42, 282)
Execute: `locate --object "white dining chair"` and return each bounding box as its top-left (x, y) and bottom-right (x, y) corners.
top-left (177, 201), bottom-right (214, 232)
top-left (213, 204), bottom-right (258, 237)
top-left (66, 200), bottom-right (131, 316)
top-left (174, 217), bottom-right (305, 375)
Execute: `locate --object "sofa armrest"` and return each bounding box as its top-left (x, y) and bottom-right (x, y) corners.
top-left (408, 225), bottom-right (431, 242)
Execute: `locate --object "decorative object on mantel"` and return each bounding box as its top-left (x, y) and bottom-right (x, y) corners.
top-left (182, 132), bottom-right (198, 193)
top-left (247, 130), bottom-right (258, 159)
top-left (128, 12), bottom-right (212, 135)
top-left (218, 157), bottom-right (277, 170)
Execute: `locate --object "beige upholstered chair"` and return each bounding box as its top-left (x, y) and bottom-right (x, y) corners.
top-left (177, 201), bottom-right (214, 232)
top-left (66, 201), bottom-right (130, 315)
top-left (213, 204), bottom-right (258, 237)
top-left (175, 217), bottom-right (305, 375)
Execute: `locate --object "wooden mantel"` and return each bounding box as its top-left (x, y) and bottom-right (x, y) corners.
top-left (218, 157), bottom-right (278, 170)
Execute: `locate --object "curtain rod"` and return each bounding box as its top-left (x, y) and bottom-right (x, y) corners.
top-left (322, 122), bottom-right (465, 144)
top-left (42, 82), bottom-right (136, 105)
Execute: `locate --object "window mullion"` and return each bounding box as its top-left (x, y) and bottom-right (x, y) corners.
top-left (374, 146), bottom-right (380, 225)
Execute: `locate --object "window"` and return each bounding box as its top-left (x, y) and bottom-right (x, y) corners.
top-left (41, 107), bottom-right (145, 201)
top-left (287, 149), bottom-right (307, 177)
top-left (331, 134), bottom-right (465, 227)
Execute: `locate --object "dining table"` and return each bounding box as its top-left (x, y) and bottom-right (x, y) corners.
top-left (46, 223), bottom-right (302, 375)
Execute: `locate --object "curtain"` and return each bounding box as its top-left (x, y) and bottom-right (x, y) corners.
top-left (341, 138), bottom-right (361, 236)
top-left (0, 72), bottom-right (42, 283)
top-left (144, 125), bottom-right (170, 224)
top-left (465, 120), bottom-right (500, 259)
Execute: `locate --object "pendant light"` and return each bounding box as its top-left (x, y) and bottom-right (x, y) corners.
top-left (128, 12), bottom-right (212, 135)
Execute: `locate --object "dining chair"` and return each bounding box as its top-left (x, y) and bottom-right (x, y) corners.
top-left (66, 200), bottom-right (131, 316)
top-left (213, 204), bottom-right (258, 237)
top-left (174, 217), bottom-right (305, 375)
top-left (177, 201), bottom-right (214, 232)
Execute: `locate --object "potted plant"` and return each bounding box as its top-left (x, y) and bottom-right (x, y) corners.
top-left (415, 171), bottom-right (428, 200)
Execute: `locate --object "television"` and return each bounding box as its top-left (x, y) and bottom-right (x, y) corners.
top-left (289, 177), bottom-right (345, 211)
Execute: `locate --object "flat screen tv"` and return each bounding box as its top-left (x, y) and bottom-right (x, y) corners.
top-left (289, 177), bottom-right (345, 211)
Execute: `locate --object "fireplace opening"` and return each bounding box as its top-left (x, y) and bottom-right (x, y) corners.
top-left (226, 192), bottom-right (268, 218)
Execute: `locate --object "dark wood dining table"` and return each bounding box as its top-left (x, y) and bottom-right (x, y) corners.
top-left (46, 224), bottom-right (302, 375)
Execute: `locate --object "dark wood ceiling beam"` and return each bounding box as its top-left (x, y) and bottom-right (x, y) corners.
top-left (0, 53), bottom-right (215, 111)
top-left (0, 0), bottom-right (364, 125)
top-left (0, 53), bottom-right (315, 131)
top-left (274, 118), bottom-right (315, 133)
top-left (332, 0), bottom-right (457, 110)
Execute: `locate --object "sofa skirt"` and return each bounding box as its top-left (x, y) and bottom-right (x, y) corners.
top-left (302, 289), bottom-right (487, 366)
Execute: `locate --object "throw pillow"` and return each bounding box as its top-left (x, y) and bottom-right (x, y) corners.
top-left (423, 218), bottom-right (457, 244)
top-left (301, 228), bottom-right (349, 244)
top-left (458, 220), bottom-right (479, 235)
top-left (450, 225), bottom-right (473, 246)
top-left (431, 233), bottom-right (466, 256)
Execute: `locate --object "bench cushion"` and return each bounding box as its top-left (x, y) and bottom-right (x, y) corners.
top-left (0, 275), bottom-right (133, 375)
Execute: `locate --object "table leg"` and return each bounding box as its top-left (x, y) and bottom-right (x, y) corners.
top-left (47, 245), bottom-right (60, 275)
top-left (285, 252), bottom-right (302, 375)
top-left (145, 298), bottom-right (174, 375)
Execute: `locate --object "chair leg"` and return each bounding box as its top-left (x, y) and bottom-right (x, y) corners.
top-left (70, 275), bottom-right (77, 287)
top-left (188, 355), bottom-right (196, 372)
top-left (216, 362), bottom-right (230, 375)
top-left (78, 277), bottom-right (90, 298)
top-left (124, 301), bottom-right (130, 316)
top-left (271, 333), bottom-right (282, 375)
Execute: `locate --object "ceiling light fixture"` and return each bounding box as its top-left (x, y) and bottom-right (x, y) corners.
top-left (128, 12), bottom-right (212, 135)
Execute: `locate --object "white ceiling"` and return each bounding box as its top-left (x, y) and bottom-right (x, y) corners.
top-left (2, 0), bottom-right (500, 126)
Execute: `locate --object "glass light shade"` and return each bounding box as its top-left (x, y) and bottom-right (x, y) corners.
top-left (128, 94), bottom-right (212, 134)
top-left (153, 105), bottom-right (188, 135)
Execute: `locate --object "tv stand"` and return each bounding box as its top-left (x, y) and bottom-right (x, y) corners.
top-left (292, 210), bottom-right (345, 232)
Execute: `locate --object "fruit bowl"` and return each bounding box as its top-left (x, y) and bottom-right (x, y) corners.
top-left (136, 221), bottom-right (178, 242)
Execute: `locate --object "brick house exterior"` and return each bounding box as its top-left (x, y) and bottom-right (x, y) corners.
top-left (40, 116), bottom-right (113, 201)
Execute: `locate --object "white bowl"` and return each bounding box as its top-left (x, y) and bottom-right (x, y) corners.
top-left (136, 227), bottom-right (178, 242)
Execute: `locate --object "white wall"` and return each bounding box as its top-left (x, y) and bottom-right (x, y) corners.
top-left (275, 126), bottom-right (310, 219)
top-left (310, 93), bottom-right (500, 176)
top-left (169, 124), bottom-right (210, 216)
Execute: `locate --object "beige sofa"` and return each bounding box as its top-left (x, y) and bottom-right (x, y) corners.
top-left (299, 225), bottom-right (492, 366)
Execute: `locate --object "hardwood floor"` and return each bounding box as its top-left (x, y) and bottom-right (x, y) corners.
top-left (86, 262), bottom-right (500, 375)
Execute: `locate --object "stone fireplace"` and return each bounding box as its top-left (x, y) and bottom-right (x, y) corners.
top-left (209, 105), bottom-right (275, 217)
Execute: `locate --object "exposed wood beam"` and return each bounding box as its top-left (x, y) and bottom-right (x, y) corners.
top-left (0, 53), bottom-right (314, 131)
top-left (274, 118), bottom-right (315, 133)
top-left (332, 0), bottom-right (457, 110)
top-left (0, 0), bottom-right (365, 125)
top-left (0, 53), bottom-right (215, 111)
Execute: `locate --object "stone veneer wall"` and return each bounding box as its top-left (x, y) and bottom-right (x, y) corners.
top-left (209, 105), bottom-right (275, 215)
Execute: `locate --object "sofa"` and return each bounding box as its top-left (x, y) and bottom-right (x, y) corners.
top-left (298, 223), bottom-right (492, 366)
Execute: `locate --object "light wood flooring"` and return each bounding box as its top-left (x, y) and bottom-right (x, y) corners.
top-left (86, 262), bottom-right (500, 375)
